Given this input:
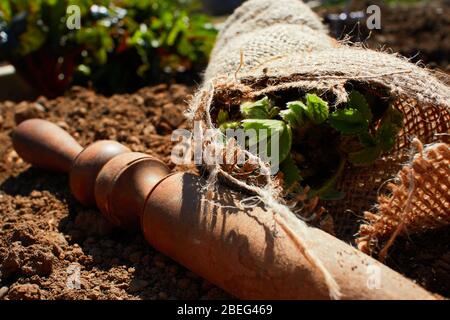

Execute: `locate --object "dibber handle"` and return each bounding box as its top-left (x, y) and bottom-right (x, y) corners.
top-left (142, 172), bottom-right (436, 300)
top-left (12, 118), bottom-right (83, 172)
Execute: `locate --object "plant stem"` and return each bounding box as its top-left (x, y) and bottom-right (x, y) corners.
top-left (309, 156), bottom-right (346, 198)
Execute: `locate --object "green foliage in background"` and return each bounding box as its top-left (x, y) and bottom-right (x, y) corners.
top-left (0, 0), bottom-right (217, 93)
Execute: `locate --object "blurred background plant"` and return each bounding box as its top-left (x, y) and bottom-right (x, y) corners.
top-left (0, 0), bottom-right (217, 97)
top-left (0, 0), bottom-right (445, 99)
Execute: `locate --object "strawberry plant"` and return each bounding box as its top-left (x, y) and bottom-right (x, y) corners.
top-left (216, 90), bottom-right (403, 201)
top-left (0, 0), bottom-right (217, 96)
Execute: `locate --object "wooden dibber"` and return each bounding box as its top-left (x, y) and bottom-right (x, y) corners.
top-left (12, 119), bottom-right (170, 231)
top-left (12, 119), bottom-right (436, 299)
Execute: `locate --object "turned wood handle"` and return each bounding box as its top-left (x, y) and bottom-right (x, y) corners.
top-left (143, 172), bottom-right (436, 300)
top-left (12, 119), bottom-right (83, 172)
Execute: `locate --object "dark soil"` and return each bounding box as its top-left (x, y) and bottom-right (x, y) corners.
top-left (366, 1), bottom-right (449, 71)
top-left (0, 84), bottom-right (230, 300)
top-left (385, 226), bottom-right (450, 298)
top-left (318, 0), bottom-right (450, 71)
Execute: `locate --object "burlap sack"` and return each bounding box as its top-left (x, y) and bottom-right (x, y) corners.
top-left (187, 0), bottom-right (450, 297)
top-left (357, 141), bottom-right (450, 260)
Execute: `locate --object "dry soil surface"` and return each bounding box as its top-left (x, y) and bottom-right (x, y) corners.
top-left (0, 84), bottom-right (231, 300)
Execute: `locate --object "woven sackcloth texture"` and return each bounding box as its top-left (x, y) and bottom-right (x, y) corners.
top-left (356, 142), bottom-right (450, 259)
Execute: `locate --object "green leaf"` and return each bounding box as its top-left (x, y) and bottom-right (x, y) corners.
top-left (347, 90), bottom-right (372, 122)
top-left (280, 101), bottom-right (307, 128)
top-left (329, 91), bottom-right (372, 137)
top-left (280, 154), bottom-right (302, 188)
top-left (280, 94), bottom-right (329, 128)
top-left (348, 145), bottom-right (381, 166)
top-left (268, 105), bottom-right (280, 119)
top-left (18, 26), bottom-right (46, 56)
top-left (219, 121), bottom-right (240, 132)
top-left (376, 122), bottom-right (398, 151)
top-left (376, 106), bottom-right (403, 152)
top-left (305, 93), bottom-right (329, 124)
top-left (241, 119), bottom-right (292, 163)
top-left (216, 109), bottom-right (229, 126)
top-left (240, 97), bottom-right (278, 119)
top-left (329, 108), bottom-right (368, 134)
top-left (386, 106), bottom-right (404, 128)
top-left (0, 1), bottom-right (12, 21)
top-left (358, 132), bottom-right (377, 147)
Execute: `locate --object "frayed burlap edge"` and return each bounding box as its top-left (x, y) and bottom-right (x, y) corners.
top-left (356, 139), bottom-right (450, 261)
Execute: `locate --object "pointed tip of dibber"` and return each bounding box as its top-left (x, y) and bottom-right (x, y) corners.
top-left (12, 118), bottom-right (84, 172)
top-left (12, 118), bottom-right (172, 230)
